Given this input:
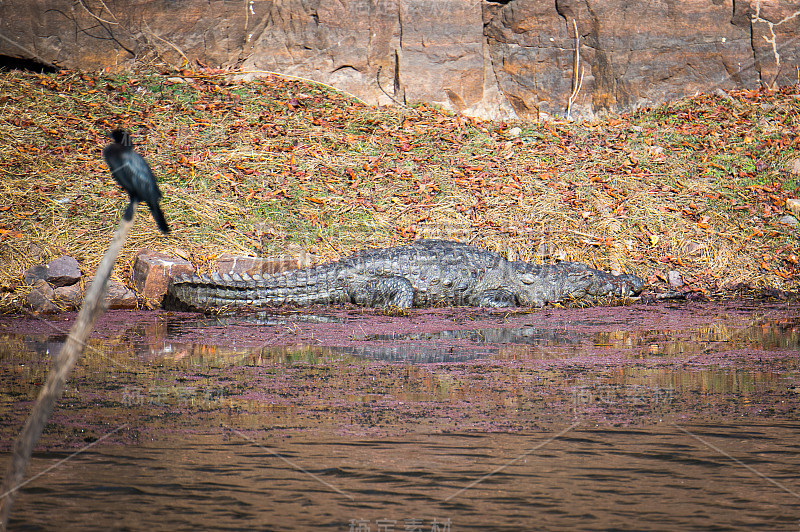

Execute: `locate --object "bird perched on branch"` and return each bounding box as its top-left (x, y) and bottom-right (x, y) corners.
top-left (103, 129), bottom-right (170, 233)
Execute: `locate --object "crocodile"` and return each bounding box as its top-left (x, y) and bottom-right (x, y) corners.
top-left (167, 239), bottom-right (643, 310)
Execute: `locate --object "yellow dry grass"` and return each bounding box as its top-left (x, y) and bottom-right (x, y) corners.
top-left (0, 67), bottom-right (798, 311)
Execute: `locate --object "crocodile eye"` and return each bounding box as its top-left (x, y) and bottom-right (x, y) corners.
top-left (520, 273), bottom-right (537, 284)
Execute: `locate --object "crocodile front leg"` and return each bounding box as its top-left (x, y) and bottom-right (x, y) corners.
top-left (473, 289), bottom-right (519, 307)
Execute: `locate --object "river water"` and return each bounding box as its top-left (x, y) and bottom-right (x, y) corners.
top-left (1, 301), bottom-right (799, 530)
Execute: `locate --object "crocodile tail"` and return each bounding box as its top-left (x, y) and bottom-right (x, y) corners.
top-left (166, 264), bottom-right (346, 309)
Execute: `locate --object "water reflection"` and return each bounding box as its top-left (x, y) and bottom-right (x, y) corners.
top-left (1, 303), bottom-right (800, 529)
top-left (121, 312), bottom-right (800, 370)
top-left (1, 305), bottom-right (797, 418)
top-left (16, 310), bottom-right (796, 365)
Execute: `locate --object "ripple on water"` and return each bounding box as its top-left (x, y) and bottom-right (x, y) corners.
top-left (0, 301), bottom-right (799, 529)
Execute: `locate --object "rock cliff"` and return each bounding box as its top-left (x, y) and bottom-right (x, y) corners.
top-left (2, 0), bottom-right (798, 119)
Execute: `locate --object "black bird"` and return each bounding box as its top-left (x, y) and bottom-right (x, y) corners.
top-left (103, 129), bottom-right (170, 233)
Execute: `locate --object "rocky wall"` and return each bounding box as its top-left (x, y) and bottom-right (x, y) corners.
top-left (1, 0), bottom-right (798, 119)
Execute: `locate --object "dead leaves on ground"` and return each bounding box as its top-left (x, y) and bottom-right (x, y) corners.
top-left (0, 68), bottom-right (799, 299)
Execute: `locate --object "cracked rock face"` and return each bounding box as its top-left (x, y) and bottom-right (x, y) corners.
top-left (2, 0), bottom-right (797, 119)
top-left (488, 0), bottom-right (799, 119)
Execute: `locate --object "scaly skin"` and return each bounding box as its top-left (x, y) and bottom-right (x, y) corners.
top-left (167, 239), bottom-right (643, 310)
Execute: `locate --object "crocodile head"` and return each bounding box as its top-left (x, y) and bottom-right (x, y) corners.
top-left (508, 261), bottom-right (644, 307)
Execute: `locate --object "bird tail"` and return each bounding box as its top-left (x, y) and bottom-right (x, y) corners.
top-left (148, 202), bottom-right (171, 234)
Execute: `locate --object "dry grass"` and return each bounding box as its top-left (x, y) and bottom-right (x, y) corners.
top-left (1, 67), bottom-right (799, 311)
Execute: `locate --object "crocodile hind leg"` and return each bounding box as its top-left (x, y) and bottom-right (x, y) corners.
top-left (347, 276), bottom-right (415, 308)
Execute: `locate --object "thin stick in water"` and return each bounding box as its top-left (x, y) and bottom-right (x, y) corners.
top-left (0, 210), bottom-right (135, 530)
